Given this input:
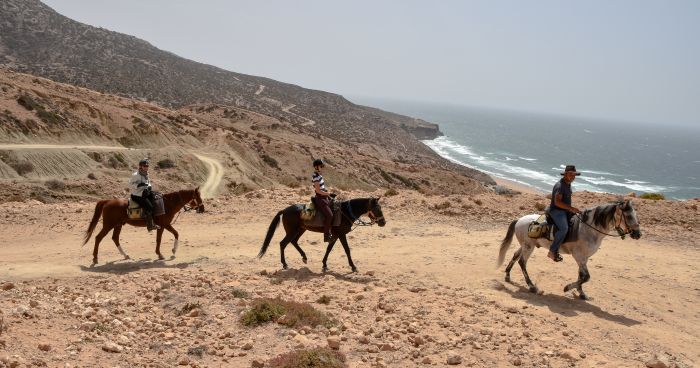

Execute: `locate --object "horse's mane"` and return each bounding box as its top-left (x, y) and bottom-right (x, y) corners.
top-left (582, 202), bottom-right (621, 228)
top-left (162, 189), bottom-right (194, 200)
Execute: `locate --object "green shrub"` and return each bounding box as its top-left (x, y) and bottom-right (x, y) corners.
top-left (640, 193), bottom-right (665, 200)
top-left (384, 188), bottom-right (399, 197)
top-left (45, 179), bottom-right (66, 191)
top-left (157, 158), bottom-right (176, 169)
top-left (11, 161), bottom-right (34, 176)
top-left (241, 298), bottom-right (333, 328)
top-left (261, 153), bottom-right (279, 169)
top-left (231, 288), bottom-right (250, 299)
top-left (267, 347), bottom-right (347, 368)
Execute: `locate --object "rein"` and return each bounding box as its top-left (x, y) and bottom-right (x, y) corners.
top-left (341, 200), bottom-right (377, 232)
top-left (575, 208), bottom-right (630, 239)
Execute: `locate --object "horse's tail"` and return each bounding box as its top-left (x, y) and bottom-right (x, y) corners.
top-left (497, 220), bottom-right (518, 267)
top-left (257, 210), bottom-right (283, 258)
top-left (82, 200), bottom-right (106, 246)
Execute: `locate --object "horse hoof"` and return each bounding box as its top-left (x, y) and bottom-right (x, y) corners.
top-left (528, 286), bottom-right (539, 294)
top-left (351, 267), bottom-right (358, 273)
top-left (579, 293), bottom-right (589, 301)
top-left (158, 256), bottom-right (165, 261)
top-left (504, 275), bottom-right (511, 283)
top-left (322, 266), bottom-right (328, 273)
top-left (282, 264), bottom-right (289, 270)
top-left (302, 258), bottom-right (308, 264)
top-left (124, 255), bottom-right (131, 260)
top-left (563, 285), bottom-right (572, 292)
top-left (90, 262), bottom-right (97, 268)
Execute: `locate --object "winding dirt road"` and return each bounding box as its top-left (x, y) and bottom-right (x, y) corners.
top-left (192, 153), bottom-right (223, 198)
top-left (0, 144), bottom-right (224, 198)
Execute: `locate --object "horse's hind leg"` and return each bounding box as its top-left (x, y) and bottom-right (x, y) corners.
top-left (155, 228), bottom-right (165, 260)
top-left (92, 226), bottom-right (112, 266)
top-left (517, 245), bottom-right (539, 293)
top-left (564, 262), bottom-right (591, 300)
top-left (338, 235), bottom-right (357, 273)
top-left (279, 233), bottom-right (293, 269)
top-left (164, 225), bottom-right (179, 257)
top-left (111, 225), bottom-right (130, 260)
top-left (290, 230), bottom-right (307, 264)
top-left (504, 248), bottom-right (522, 283)
top-left (321, 237), bottom-right (339, 273)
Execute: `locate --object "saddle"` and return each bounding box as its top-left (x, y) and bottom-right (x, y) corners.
top-left (127, 192), bottom-right (165, 220)
top-left (527, 210), bottom-right (580, 244)
top-left (301, 197), bottom-right (342, 228)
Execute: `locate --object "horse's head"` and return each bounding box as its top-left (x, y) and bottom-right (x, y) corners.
top-left (187, 187), bottom-right (205, 213)
top-left (616, 199), bottom-right (641, 239)
top-left (368, 197), bottom-right (386, 227)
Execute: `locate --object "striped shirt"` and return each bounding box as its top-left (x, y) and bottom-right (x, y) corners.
top-left (312, 172), bottom-right (328, 193)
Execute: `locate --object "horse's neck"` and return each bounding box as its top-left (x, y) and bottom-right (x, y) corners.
top-left (344, 199), bottom-right (368, 218)
top-left (166, 191), bottom-right (190, 212)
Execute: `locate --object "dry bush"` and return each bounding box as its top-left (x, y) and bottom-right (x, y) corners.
top-left (384, 188), bottom-right (399, 197)
top-left (241, 298), bottom-right (333, 328)
top-left (434, 201), bottom-right (451, 210)
top-left (11, 161), bottom-right (34, 176)
top-left (267, 347), bottom-right (347, 368)
top-left (178, 302), bottom-right (201, 316)
top-left (316, 295), bottom-right (331, 305)
top-left (157, 158), bottom-right (176, 169)
top-left (231, 288), bottom-right (250, 299)
top-left (45, 179), bottom-right (66, 191)
top-left (534, 202), bottom-right (546, 211)
top-left (640, 193), bottom-right (665, 200)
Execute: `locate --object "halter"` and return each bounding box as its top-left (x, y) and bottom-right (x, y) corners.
top-left (344, 199), bottom-right (383, 228)
top-left (576, 203), bottom-right (635, 239)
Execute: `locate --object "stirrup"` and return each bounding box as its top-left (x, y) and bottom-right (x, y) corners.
top-left (548, 251), bottom-right (563, 262)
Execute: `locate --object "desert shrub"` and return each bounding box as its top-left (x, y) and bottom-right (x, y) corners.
top-left (87, 173), bottom-right (97, 180)
top-left (241, 298), bottom-right (333, 328)
top-left (45, 179), bottom-right (66, 191)
top-left (384, 188), bottom-right (399, 197)
top-left (108, 153), bottom-right (127, 169)
top-left (178, 302), bottom-right (201, 316)
top-left (434, 201), bottom-right (451, 210)
top-left (534, 202), bottom-right (546, 211)
top-left (16, 95), bottom-right (39, 111)
top-left (267, 347), bottom-right (347, 368)
top-left (473, 198), bottom-right (483, 206)
top-left (187, 346), bottom-right (207, 357)
top-left (261, 153), bottom-right (279, 169)
top-left (494, 185), bottom-right (519, 196)
top-left (231, 288), bottom-right (250, 299)
top-left (640, 193), bottom-right (665, 200)
top-left (87, 151), bottom-right (103, 162)
top-left (157, 158), bottom-right (176, 169)
top-left (11, 161), bottom-right (34, 176)
top-left (316, 295), bottom-right (332, 305)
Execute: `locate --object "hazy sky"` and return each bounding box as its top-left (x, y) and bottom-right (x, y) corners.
top-left (43, 0), bottom-right (700, 126)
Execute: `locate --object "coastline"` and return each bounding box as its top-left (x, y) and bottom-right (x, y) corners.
top-left (494, 177), bottom-right (543, 195)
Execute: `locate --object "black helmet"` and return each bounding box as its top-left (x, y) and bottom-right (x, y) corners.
top-left (312, 159), bottom-right (324, 168)
top-left (138, 158), bottom-right (150, 166)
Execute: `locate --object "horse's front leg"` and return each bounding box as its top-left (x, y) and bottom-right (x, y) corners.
top-left (164, 224), bottom-right (179, 257)
top-left (290, 230), bottom-right (307, 264)
top-left (111, 225), bottom-right (130, 260)
top-left (504, 248), bottom-right (522, 283)
top-left (338, 235), bottom-right (357, 273)
top-left (92, 226), bottom-right (112, 266)
top-left (155, 227), bottom-right (165, 260)
top-left (564, 263), bottom-right (591, 300)
top-left (321, 237), bottom-right (338, 273)
top-left (279, 235), bottom-right (292, 269)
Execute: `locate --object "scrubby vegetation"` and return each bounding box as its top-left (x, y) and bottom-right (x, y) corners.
top-left (640, 193), bottom-right (665, 200)
top-left (267, 347), bottom-right (347, 368)
top-left (157, 158), bottom-right (176, 169)
top-left (241, 298), bottom-right (333, 328)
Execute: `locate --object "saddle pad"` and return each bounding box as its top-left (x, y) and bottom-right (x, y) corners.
top-left (127, 193), bottom-right (165, 218)
top-left (303, 201), bottom-right (342, 228)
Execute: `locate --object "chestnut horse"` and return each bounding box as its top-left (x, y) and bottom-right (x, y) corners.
top-left (82, 188), bottom-right (205, 265)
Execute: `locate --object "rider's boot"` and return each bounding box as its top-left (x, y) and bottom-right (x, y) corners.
top-left (146, 212), bottom-right (160, 232)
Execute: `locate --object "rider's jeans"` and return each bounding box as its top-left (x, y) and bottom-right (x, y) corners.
top-left (549, 208), bottom-right (569, 253)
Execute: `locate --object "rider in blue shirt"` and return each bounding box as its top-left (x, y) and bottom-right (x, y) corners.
top-left (548, 165), bottom-right (581, 262)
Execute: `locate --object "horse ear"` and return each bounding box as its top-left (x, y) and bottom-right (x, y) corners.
top-left (376, 195), bottom-right (382, 201)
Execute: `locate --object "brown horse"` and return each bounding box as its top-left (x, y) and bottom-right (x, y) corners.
top-left (82, 188), bottom-right (205, 265)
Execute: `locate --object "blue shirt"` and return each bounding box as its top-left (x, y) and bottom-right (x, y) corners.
top-left (550, 179), bottom-right (572, 211)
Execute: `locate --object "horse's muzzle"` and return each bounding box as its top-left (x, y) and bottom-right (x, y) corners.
top-left (631, 229), bottom-right (641, 239)
top-left (197, 206), bottom-right (205, 213)
top-left (377, 219), bottom-right (386, 227)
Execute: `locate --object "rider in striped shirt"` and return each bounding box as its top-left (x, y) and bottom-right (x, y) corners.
top-left (312, 159), bottom-right (333, 242)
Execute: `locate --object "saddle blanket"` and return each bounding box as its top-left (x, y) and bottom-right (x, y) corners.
top-left (527, 213), bottom-right (580, 243)
top-left (127, 192), bottom-right (165, 219)
top-left (301, 200), bottom-right (342, 228)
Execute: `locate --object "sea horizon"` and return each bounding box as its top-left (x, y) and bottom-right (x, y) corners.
top-left (352, 96), bottom-right (700, 200)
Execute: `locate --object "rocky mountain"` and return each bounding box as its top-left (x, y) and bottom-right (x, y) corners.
top-left (0, 0), bottom-right (444, 156)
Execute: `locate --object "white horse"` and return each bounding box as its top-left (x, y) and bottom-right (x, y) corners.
top-left (497, 199), bottom-right (641, 300)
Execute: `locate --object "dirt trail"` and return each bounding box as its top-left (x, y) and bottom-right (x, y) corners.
top-left (192, 153), bottom-right (223, 198)
top-left (0, 144), bottom-right (128, 150)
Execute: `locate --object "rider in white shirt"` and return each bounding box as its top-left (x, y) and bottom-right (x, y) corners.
top-left (129, 159), bottom-right (160, 231)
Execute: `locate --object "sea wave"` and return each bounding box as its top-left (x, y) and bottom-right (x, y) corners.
top-left (578, 176), bottom-right (668, 193)
top-left (518, 156), bottom-right (537, 161)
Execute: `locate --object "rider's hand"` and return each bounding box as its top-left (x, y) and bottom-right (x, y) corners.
top-left (571, 207), bottom-right (581, 214)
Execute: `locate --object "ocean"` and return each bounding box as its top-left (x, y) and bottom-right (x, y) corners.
top-left (352, 97), bottom-right (700, 200)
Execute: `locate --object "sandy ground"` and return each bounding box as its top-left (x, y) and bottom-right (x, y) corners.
top-left (0, 189), bottom-right (697, 368)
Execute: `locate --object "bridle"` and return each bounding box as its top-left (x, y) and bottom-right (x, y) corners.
top-left (345, 199), bottom-right (384, 227)
top-left (178, 191), bottom-right (204, 213)
top-left (577, 202), bottom-right (639, 239)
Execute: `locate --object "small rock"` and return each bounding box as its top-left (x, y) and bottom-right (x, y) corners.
top-left (421, 357), bottom-right (432, 364)
top-left (188, 309), bottom-right (200, 317)
top-left (1, 282), bottom-right (15, 291)
top-left (80, 322), bottom-right (96, 331)
top-left (101, 342), bottom-right (123, 353)
top-left (242, 340), bottom-right (254, 350)
top-left (413, 336), bottom-right (426, 347)
top-left (358, 335), bottom-right (369, 344)
top-left (380, 343), bottom-right (395, 351)
top-left (178, 356), bottom-right (190, 365)
top-left (447, 353), bottom-right (463, 365)
top-left (560, 349), bottom-right (579, 361)
top-left (512, 357), bottom-right (522, 366)
top-left (29, 300), bottom-right (39, 308)
top-left (471, 341), bottom-right (482, 350)
top-left (251, 358), bottom-right (265, 368)
top-left (645, 356), bottom-right (670, 368)
top-left (327, 336), bottom-right (340, 350)
top-left (38, 343), bottom-right (51, 352)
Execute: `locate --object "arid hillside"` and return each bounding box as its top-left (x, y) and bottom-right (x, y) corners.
top-left (0, 69), bottom-right (493, 203)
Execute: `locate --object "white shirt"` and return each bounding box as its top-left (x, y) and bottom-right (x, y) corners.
top-left (129, 171), bottom-right (151, 196)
